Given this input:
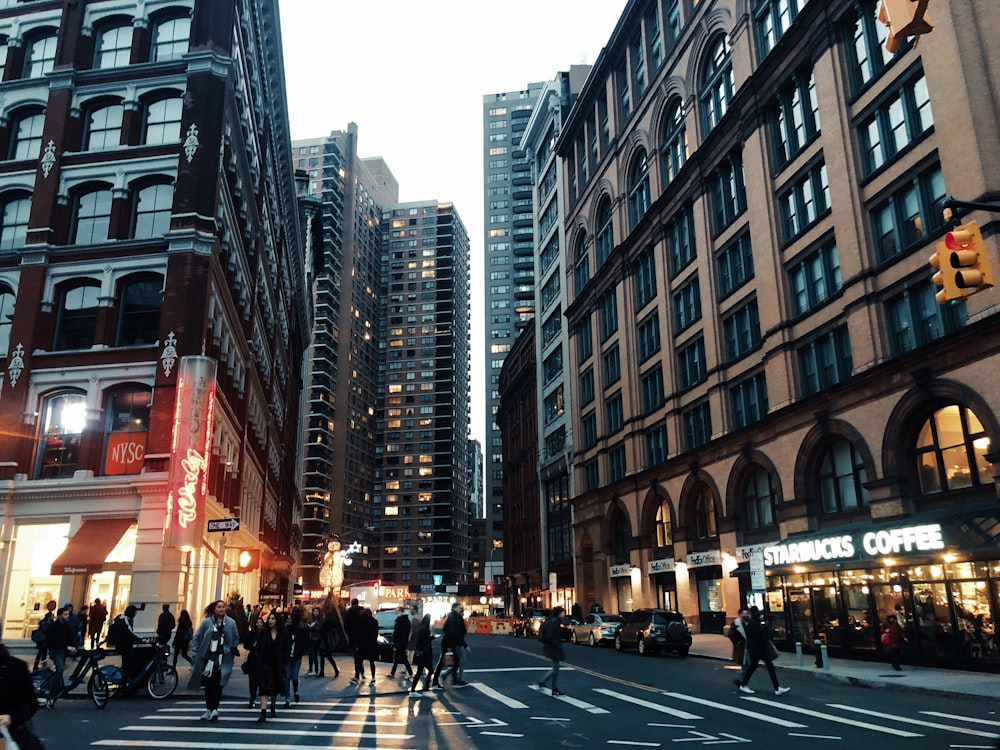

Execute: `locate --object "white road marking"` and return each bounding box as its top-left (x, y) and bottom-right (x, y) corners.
top-left (787, 733), bottom-right (842, 740)
top-left (528, 683), bottom-right (609, 713)
top-left (608, 741), bottom-right (661, 747)
top-left (468, 681), bottom-right (529, 709)
top-left (741, 698), bottom-right (921, 737)
top-left (594, 688), bottom-right (701, 720)
top-left (120, 725), bottom-right (413, 740)
top-left (922, 711), bottom-right (1000, 727)
top-left (828, 704), bottom-right (1000, 739)
top-left (662, 692), bottom-right (806, 728)
top-left (648, 723), bottom-right (697, 729)
top-left (95, 744), bottom-right (425, 750)
top-left (480, 731), bottom-right (525, 737)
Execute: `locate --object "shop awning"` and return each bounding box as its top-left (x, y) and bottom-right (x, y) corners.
top-left (50, 518), bottom-right (134, 576)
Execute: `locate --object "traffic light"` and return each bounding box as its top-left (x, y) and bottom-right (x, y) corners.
top-left (878, 0), bottom-right (932, 54)
top-left (485, 583), bottom-right (493, 594)
top-left (236, 549), bottom-right (260, 571)
top-left (930, 221), bottom-right (995, 304)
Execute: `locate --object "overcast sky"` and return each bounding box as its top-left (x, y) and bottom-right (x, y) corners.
top-left (279, 0), bottom-right (628, 445)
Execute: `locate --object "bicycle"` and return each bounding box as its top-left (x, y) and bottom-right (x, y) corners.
top-left (94, 641), bottom-right (178, 706)
top-left (30, 647), bottom-right (110, 709)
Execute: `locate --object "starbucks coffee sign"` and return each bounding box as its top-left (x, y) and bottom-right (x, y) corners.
top-left (762, 523), bottom-right (945, 567)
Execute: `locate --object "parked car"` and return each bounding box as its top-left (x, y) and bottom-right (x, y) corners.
top-left (613, 609), bottom-right (692, 656)
top-left (374, 609), bottom-right (399, 662)
top-left (571, 612), bottom-right (625, 646)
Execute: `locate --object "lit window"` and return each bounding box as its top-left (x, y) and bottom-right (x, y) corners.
top-left (37, 391), bottom-right (87, 478)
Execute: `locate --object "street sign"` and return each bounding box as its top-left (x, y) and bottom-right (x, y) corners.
top-left (749, 552), bottom-right (766, 592)
top-left (207, 518), bottom-right (240, 533)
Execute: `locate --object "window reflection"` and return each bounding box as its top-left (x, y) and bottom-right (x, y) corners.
top-left (915, 405), bottom-right (990, 494)
top-left (37, 392), bottom-right (87, 478)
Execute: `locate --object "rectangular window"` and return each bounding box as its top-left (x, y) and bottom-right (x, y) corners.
top-left (722, 300), bottom-right (761, 363)
top-left (847, 2), bottom-right (896, 94)
top-left (577, 316), bottom-right (593, 362)
top-left (788, 241), bottom-right (842, 316)
top-left (646, 425), bottom-right (669, 467)
top-left (584, 459), bottom-right (600, 491)
top-left (730, 372), bottom-right (769, 430)
top-left (667, 204), bottom-right (696, 276)
top-left (641, 367), bottom-right (665, 414)
top-left (544, 386), bottom-right (565, 423)
top-left (710, 151), bottom-right (747, 234)
top-left (602, 346), bottom-right (621, 387)
top-left (885, 281), bottom-right (966, 357)
top-left (870, 164), bottom-right (945, 263)
top-left (609, 444), bottom-right (627, 483)
top-left (716, 233), bottom-right (754, 299)
top-left (674, 277), bottom-right (702, 332)
top-left (579, 369), bottom-right (595, 406)
top-left (772, 68), bottom-right (820, 168)
top-left (582, 412), bottom-right (598, 449)
top-left (543, 345), bottom-right (563, 384)
top-left (779, 162), bottom-right (830, 244)
top-left (599, 287), bottom-right (619, 341)
top-left (637, 313), bottom-right (661, 362)
top-left (634, 246), bottom-right (657, 308)
top-left (858, 73), bottom-right (934, 176)
top-left (606, 392), bottom-right (624, 434)
top-left (542, 307), bottom-right (561, 346)
top-left (682, 401), bottom-right (712, 450)
top-left (797, 325), bottom-right (853, 396)
top-left (677, 337), bottom-right (706, 390)
top-left (755, 0), bottom-right (803, 59)
top-left (618, 64), bottom-right (631, 120)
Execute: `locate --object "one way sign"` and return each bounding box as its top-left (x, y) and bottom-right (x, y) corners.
top-left (207, 518), bottom-right (240, 533)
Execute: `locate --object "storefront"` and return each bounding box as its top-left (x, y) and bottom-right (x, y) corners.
top-left (688, 550), bottom-right (727, 633)
top-left (748, 504), bottom-right (1000, 670)
top-left (647, 557), bottom-right (677, 611)
top-left (610, 563), bottom-right (635, 612)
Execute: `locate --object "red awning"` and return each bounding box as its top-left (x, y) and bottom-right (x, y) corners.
top-left (50, 518), bottom-right (134, 576)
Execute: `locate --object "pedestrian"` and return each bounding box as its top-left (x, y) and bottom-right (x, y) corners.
top-left (46, 606), bottom-right (78, 704)
top-left (0, 639), bottom-right (44, 750)
top-left (33, 611), bottom-right (54, 670)
top-left (172, 610), bottom-right (194, 667)
top-left (243, 615), bottom-right (265, 707)
top-left (63, 603), bottom-right (83, 649)
top-left (283, 607), bottom-right (308, 706)
top-left (388, 606), bottom-right (414, 679)
top-left (738, 606), bottom-right (790, 696)
top-left (408, 614), bottom-right (434, 694)
top-left (343, 598), bottom-right (362, 665)
top-left (252, 611), bottom-right (286, 722)
top-left (407, 604), bottom-right (421, 663)
top-left (107, 604), bottom-right (145, 681)
top-left (188, 600), bottom-right (240, 722)
top-left (78, 604), bottom-right (89, 648)
top-left (156, 604), bottom-right (176, 646)
top-left (882, 614), bottom-right (905, 671)
top-left (727, 607), bottom-right (750, 685)
top-left (318, 608), bottom-right (342, 678)
top-left (536, 606), bottom-right (566, 696)
top-left (353, 608), bottom-right (379, 684)
top-left (306, 607), bottom-right (322, 676)
top-left (432, 602), bottom-right (470, 688)
top-left (88, 598), bottom-right (108, 649)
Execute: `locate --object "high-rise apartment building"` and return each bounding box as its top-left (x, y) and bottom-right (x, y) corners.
top-left (482, 84), bottom-right (544, 589)
top-left (292, 126), bottom-right (399, 589)
top-left (379, 201), bottom-right (472, 587)
top-left (0, 0), bottom-right (307, 633)
top-left (554, 0), bottom-right (1000, 671)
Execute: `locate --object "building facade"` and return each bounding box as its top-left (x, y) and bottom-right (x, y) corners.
top-left (558, 0), bottom-right (1000, 669)
top-left (0, 0), bottom-right (307, 635)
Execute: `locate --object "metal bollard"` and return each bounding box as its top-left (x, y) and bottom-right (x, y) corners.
top-left (814, 639), bottom-right (824, 668)
top-left (821, 644), bottom-right (830, 670)
top-left (795, 642), bottom-right (803, 667)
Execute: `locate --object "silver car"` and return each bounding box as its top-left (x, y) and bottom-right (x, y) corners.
top-left (571, 613), bottom-right (624, 646)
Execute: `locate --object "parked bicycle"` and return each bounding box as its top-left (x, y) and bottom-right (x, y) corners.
top-left (30, 646), bottom-right (109, 709)
top-left (94, 641), bottom-right (178, 706)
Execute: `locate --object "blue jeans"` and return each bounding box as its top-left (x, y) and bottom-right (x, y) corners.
top-left (284, 655), bottom-right (303, 698)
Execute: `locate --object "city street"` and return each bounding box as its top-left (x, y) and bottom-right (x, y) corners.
top-left (33, 634), bottom-right (1000, 749)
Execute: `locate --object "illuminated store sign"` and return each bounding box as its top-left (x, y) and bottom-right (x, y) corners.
top-left (165, 356), bottom-right (217, 549)
top-left (762, 523), bottom-right (945, 567)
top-left (647, 557), bottom-right (676, 574)
top-left (686, 550), bottom-right (722, 568)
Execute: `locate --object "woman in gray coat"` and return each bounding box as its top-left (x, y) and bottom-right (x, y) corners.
top-left (188, 600), bottom-right (240, 721)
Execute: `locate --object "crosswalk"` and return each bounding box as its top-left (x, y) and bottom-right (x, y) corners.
top-left (86, 681), bottom-right (1000, 749)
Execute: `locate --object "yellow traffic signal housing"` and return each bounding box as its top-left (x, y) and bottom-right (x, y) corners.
top-left (930, 240), bottom-right (961, 304)
top-left (878, 0), bottom-right (933, 54)
top-left (946, 221), bottom-right (994, 292)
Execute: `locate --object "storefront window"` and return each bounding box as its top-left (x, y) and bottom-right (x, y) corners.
top-left (1, 523), bottom-right (69, 641)
top-left (951, 580), bottom-right (994, 658)
top-left (913, 582), bottom-right (951, 656)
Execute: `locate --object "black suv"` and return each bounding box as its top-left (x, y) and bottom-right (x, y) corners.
top-left (614, 609), bottom-right (692, 656)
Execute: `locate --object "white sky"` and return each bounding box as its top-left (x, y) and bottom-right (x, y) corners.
top-left (279, 0), bottom-right (628, 446)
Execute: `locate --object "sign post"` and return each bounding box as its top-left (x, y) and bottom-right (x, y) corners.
top-left (207, 518), bottom-right (240, 600)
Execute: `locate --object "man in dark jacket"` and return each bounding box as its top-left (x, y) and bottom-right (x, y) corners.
top-left (0, 641), bottom-right (40, 747)
top-left (46, 606), bottom-right (78, 702)
top-left (342, 599), bottom-right (362, 652)
top-left (537, 606), bottom-right (567, 695)
top-left (108, 605), bottom-right (145, 680)
top-left (388, 606), bottom-right (413, 679)
top-left (432, 603), bottom-right (470, 688)
top-left (156, 604), bottom-right (176, 645)
top-left (738, 606), bottom-right (790, 696)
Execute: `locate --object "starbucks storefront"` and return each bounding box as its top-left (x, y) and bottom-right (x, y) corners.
top-left (755, 504), bottom-right (1000, 671)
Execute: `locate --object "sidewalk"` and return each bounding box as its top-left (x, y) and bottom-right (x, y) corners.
top-left (690, 633), bottom-right (1000, 701)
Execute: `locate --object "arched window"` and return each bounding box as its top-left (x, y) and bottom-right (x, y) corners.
top-left (0, 285), bottom-right (15, 355)
top-left (36, 391), bottom-right (87, 478)
top-left (132, 183), bottom-right (173, 238)
top-left (84, 102), bottom-right (124, 150)
top-left (0, 194), bottom-right (31, 251)
top-left (116, 275), bottom-right (163, 346)
top-left (10, 110), bottom-right (45, 161)
top-left (72, 188), bottom-right (113, 244)
top-left (693, 485), bottom-right (718, 539)
top-left (573, 233), bottom-right (590, 296)
top-left (143, 95), bottom-right (183, 145)
top-left (611, 509), bottom-right (632, 563)
top-left (54, 282), bottom-right (100, 350)
top-left (818, 439), bottom-right (870, 513)
top-left (701, 35), bottom-right (734, 133)
top-left (94, 23), bottom-right (133, 68)
top-left (916, 405), bottom-right (991, 494)
top-left (654, 500), bottom-right (673, 547)
top-left (596, 199), bottom-right (614, 267)
top-left (660, 99), bottom-right (688, 188)
top-left (104, 386), bottom-right (152, 475)
top-left (151, 13), bottom-right (191, 62)
top-left (628, 149), bottom-right (651, 229)
top-left (745, 467), bottom-right (777, 528)
top-left (23, 33), bottom-right (57, 78)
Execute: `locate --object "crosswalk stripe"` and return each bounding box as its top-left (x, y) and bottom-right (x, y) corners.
top-left (120, 725), bottom-right (414, 740)
top-left (829, 704), bottom-right (1000, 739)
top-left (468, 681), bottom-right (529, 709)
top-left (95, 743), bottom-right (424, 750)
top-left (142, 715), bottom-right (410, 727)
top-left (527, 684), bottom-right (609, 713)
top-left (921, 711), bottom-right (1000, 727)
top-left (741, 698), bottom-right (922, 737)
top-left (593, 688), bottom-right (701, 720)
top-left (662, 692), bottom-right (806, 728)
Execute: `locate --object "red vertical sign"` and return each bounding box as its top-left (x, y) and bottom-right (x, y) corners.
top-left (165, 356), bottom-right (217, 549)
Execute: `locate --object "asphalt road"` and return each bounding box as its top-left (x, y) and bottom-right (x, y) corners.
top-left (33, 633), bottom-right (1000, 749)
